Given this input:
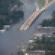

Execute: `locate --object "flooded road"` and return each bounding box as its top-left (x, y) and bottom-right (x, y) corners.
top-left (0, 0), bottom-right (55, 55)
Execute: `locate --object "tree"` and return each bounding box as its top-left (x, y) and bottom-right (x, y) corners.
top-left (27, 36), bottom-right (55, 55)
top-left (41, 11), bottom-right (55, 27)
top-left (0, 0), bottom-right (24, 29)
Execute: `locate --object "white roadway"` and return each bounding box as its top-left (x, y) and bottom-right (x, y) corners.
top-left (20, 0), bottom-right (55, 31)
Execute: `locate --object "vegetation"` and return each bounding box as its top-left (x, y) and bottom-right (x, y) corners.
top-left (0, 0), bottom-right (24, 29)
top-left (37, 0), bottom-right (45, 8)
top-left (41, 11), bottom-right (55, 27)
top-left (27, 35), bottom-right (55, 55)
top-left (37, 0), bottom-right (52, 9)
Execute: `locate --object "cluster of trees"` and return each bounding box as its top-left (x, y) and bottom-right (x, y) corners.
top-left (27, 35), bottom-right (55, 55)
top-left (41, 11), bottom-right (55, 27)
top-left (0, 0), bottom-right (24, 29)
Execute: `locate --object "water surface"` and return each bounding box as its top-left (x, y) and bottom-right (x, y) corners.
top-left (0, 0), bottom-right (55, 55)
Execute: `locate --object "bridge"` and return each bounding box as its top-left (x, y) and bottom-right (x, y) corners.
top-left (19, 0), bottom-right (55, 31)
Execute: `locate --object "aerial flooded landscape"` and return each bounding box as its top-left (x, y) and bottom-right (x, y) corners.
top-left (0, 0), bottom-right (55, 55)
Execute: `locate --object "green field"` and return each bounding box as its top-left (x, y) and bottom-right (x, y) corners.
top-left (37, 0), bottom-right (52, 9)
top-left (37, 0), bottom-right (45, 9)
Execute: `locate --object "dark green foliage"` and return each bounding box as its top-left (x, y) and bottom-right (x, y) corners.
top-left (41, 11), bottom-right (55, 27)
top-left (8, 10), bottom-right (24, 24)
top-left (29, 36), bottom-right (55, 55)
top-left (0, 0), bottom-right (24, 29)
top-left (0, 0), bottom-right (8, 15)
top-left (52, 11), bottom-right (55, 18)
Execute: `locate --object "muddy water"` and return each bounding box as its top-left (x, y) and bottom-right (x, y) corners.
top-left (0, 0), bottom-right (55, 55)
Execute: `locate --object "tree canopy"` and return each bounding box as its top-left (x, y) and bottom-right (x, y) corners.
top-left (41, 11), bottom-right (55, 27)
top-left (0, 0), bottom-right (24, 29)
top-left (27, 36), bottom-right (55, 55)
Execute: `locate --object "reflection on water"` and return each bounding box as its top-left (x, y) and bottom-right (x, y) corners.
top-left (0, 0), bottom-right (55, 55)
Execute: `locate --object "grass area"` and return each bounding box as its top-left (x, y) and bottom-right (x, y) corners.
top-left (37, 0), bottom-right (45, 9)
top-left (37, 0), bottom-right (52, 9)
